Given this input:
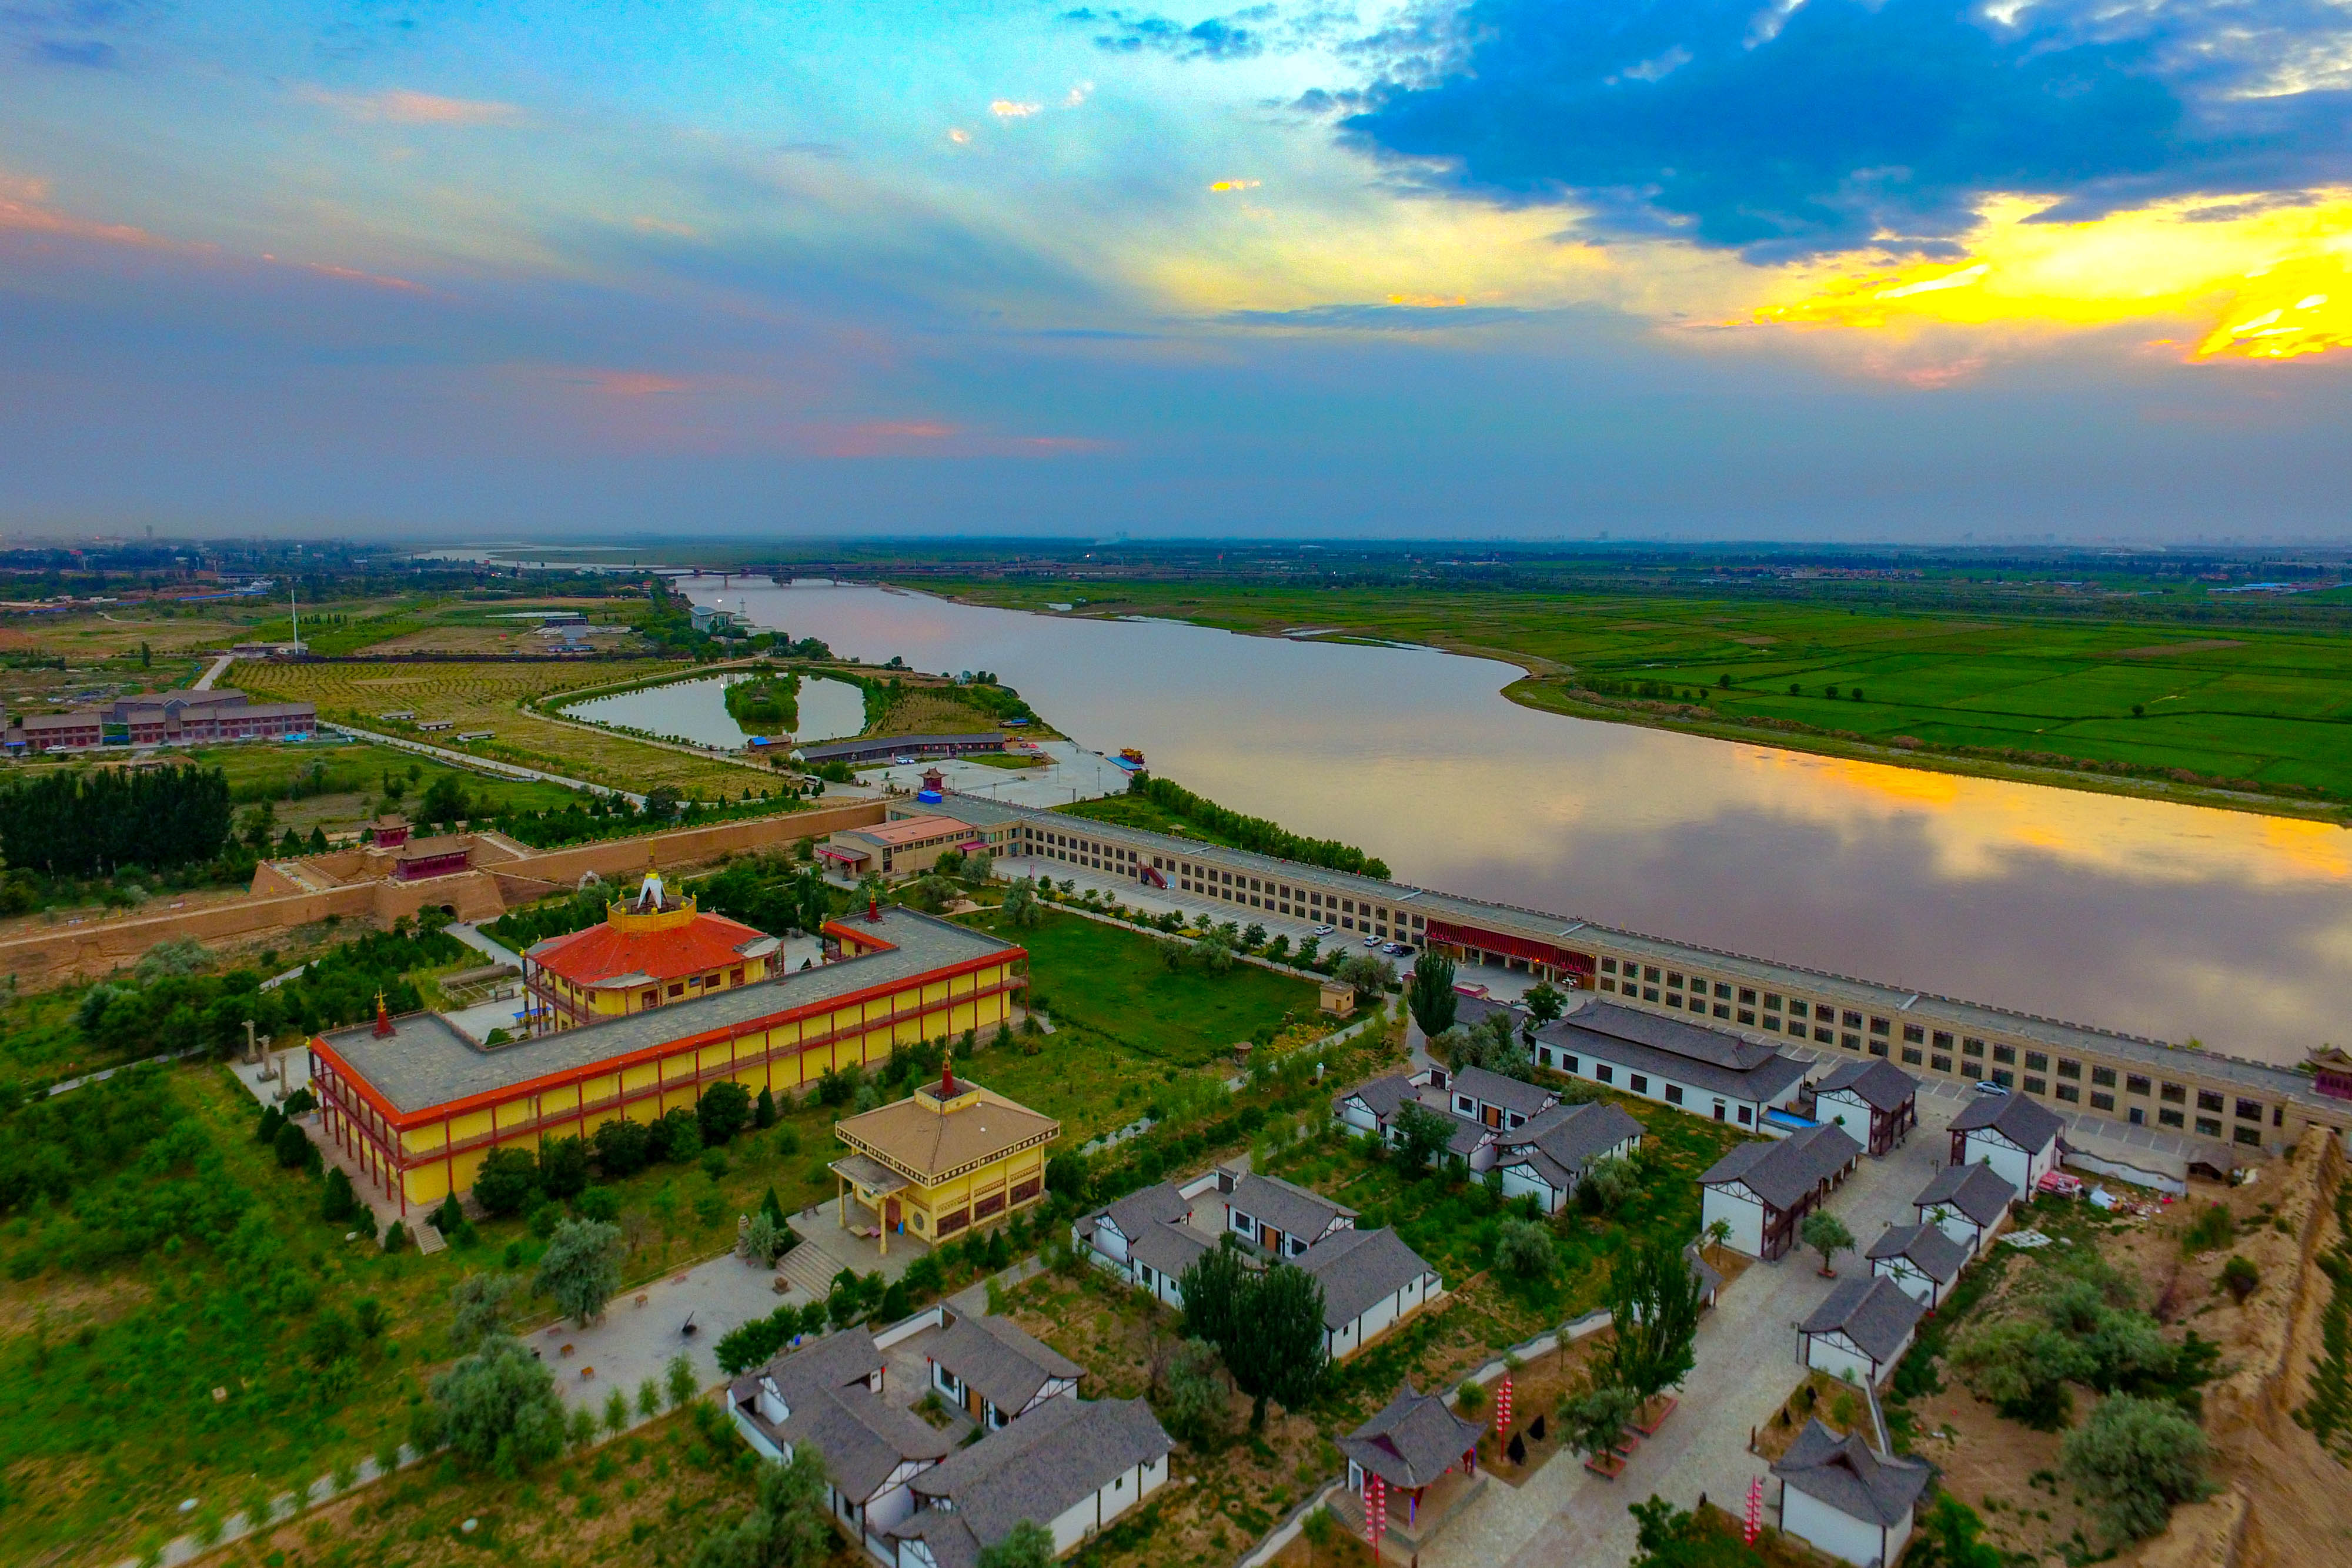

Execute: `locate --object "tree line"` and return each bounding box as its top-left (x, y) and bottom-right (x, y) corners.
top-left (1122, 774), bottom-right (1390, 879)
top-left (0, 763), bottom-right (233, 877)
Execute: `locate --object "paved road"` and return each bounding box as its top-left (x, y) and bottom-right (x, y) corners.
top-left (193, 652), bottom-right (235, 691)
top-left (1426, 1096), bottom-right (1960, 1568)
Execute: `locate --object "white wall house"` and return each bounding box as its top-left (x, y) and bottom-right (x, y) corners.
top-left (1301, 1227), bottom-right (1445, 1360)
top-left (1865, 1222), bottom-right (1968, 1310)
top-left (1910, 1161), bottom-right (2020, 1258)
top-left (890, 1396), bottom-right (1174, 1568)
top-left (1947, 1092), bottom-right (2064, 1193)
top-left (1696, 1123), bottom-right (1863, 1261)
top-left (1532, 999), bottom-right (1810, 1139)
top-left (1798, 1275), bottom-right (1926, 1389)
top-left (1222, 1168), bottom-right (1355, 1259)
top-left (1491, 1101), bottom-right (1646, 1216)
top-left (1773, 1421), bottom-right (1931, 1568)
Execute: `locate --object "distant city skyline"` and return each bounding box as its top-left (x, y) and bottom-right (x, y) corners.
top-left (3, 2), bottom-right (2349, 540)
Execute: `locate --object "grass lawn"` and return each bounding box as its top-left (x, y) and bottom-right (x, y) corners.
top-left (938, 577), bottom-right (2352, 808)
top-left (230, 660), bottom-right (760, 798)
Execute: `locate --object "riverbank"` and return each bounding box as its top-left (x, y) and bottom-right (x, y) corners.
top-left (927, 579), bottom-right (2352, 824)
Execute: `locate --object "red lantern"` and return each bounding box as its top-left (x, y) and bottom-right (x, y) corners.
top-left (1745, 1475), bottom-right (1764, 1545)
top-left (1497, 1373), bottom-right (1514, 1446)
top-left (1367, 1474), bottom-right (1387, 1551)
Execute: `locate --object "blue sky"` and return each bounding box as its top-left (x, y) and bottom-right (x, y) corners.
top-left (2, 1), bottom-right (2350, 540)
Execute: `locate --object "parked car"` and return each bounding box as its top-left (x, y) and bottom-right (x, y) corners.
top-left (1312, 924), bottom-right (1334, 936)
top-left (1973, 1079), bottom-right (2009, 1096)
top-left (1363, 934), bottom-right (1382, 947)
top-left (892, 755), bottom-right (917, 765)
top-left (1382, 942), bottom-right (1407, 956)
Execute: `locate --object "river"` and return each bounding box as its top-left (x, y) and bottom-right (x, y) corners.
top-left (683, 575), bottom-right (2352, 1068)
top-left (564, 672), bottom-right (868, 749)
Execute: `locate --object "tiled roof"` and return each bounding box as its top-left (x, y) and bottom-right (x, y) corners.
top-left (1815, 1058), bottom-right (1921, 1114)
top-left (1298, 1227), bottom-right (1438, 1330)
top-left (1337, 1384), bottom-right (1485, 1490)
top-left (1449, 1065), bottom-right (1558, 1119)
top-left (904, 1398), bottom-right (1171, 1547)
top-left (1335, 1074), bottom-right (1419, 1123)
top-left (1127, 1218), bottom-right (1211, 1282)
top-left (1085, 1181), bottom-right (1190, 1246)
top-left (1699, 1122), bottom-right (1862, 1211)
top-left (1496, 1100), bottom-right (1645, 1181)
top-left (529, 907), bottom-right (772, 988)
top-left (1950, 1091), bottom-right (2065, 1152)
top-left (834, 1085), bottom-right (1058, 1186)
top-left (727, 1329), bottom-right (951, 1503)
top-left (1566, 999), bottom-right (1785, 1072)
top-left (1224, 1171), bottom-right (1355, 1243)
top-left (927, 1313), bottom-right (1083, 1416)
top-left (1866, 1222), bottom-right (1969, 1285)
top-left (1773, 1419), bottom-right (1932, 1527)
top-left (1800, 1275), bottom-right (1926, 1363)
top-left (1541, 1010), bottom-right (1809, 1105)
top-left (1912, 1161), bottom-right (2017, 1227)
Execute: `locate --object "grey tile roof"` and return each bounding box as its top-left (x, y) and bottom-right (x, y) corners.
top-left (1449, 1065), bottom-right (1558, 1119)
top-left (927, 1313), bottom-right (1083, 1416)
top-left (1298, 1227), bottom-right (1438, 1331)
top-left (727, 1329), bottom-right (951, 1503)
top-left (1800, 1275), bottom-right (1927, 1363)
top-left (1541, 1009), bottom-right (1810, 1105)
top-left (904, 1397), bottom-right (1171, 1546)
top-left (319, 906), bottom-right (1021, 1115)
top-left (1684, 1242), bottom-right (1724, 1299)
top-left (1498, 1100), bottom-right (1645, 1182)
top-left (1866, 1222), bottom-right (1969, 1285)
top-left (1949, 1091), bottom-right (2066, 1152)
top-left (1337, 1384), bottom-right (1486, 1490)
top-left (1698, 1122), bottom-right (1862, 1212)
top-left (799, 732), bottom-right (1008, 762)
top-left (1127, 1218), bottom-right (1211, 1282)
top-left (1336, 1074), bottom-right (1419, 1123)
top-left (1566, 999), bottom-right (1785, 1072)
top-left (1085, 1182), bottom-right (1190, 1247)
top-left (1815, 1058), bottom-right (1920, 1114)
top-left (1913, 1161), bottom-right (2017, 1227)
top-left (1444, 1117), bottom-right (1493, 1159)
top-left (1773, 1419), bottom-right (1932, 1527)
top-left (1225, 1171), bottom-right (1355, 1243)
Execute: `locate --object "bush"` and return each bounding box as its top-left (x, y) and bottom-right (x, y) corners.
top-left (321, 1166), bottom-right (358, 1222)
top-left (574, 1185), bottom-right (622, 1223)
top-left (593, 1117), bottom-right (651, 1178)
top-left (2182, 1203), bottom-right (2234, 1255)
top-left (417, 1335), bottom-right (566, 1476)
top-left (472, 1146), bottom-right (542, 1219)
top-left (539, 1135), bottom-right (590, 1199)
top-left (2062, 1394), bottom-right (2211, 1542)
top-left (2220, 1255), bottom-right (2259, 1303)
top-left (1495, 1218), bottom-right (1556, 1279)
top-left (655, 1107), bottom-right (703, 1163)
top-left (272, 1120), bottom-right (320, 1174)
top-left (697, 1081), bottom-right (753, 1146)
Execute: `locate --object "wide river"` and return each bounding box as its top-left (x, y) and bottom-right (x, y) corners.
top-left (686, 576), bottom-right (2352, 1068)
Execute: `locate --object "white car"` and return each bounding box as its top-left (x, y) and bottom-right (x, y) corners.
top-left (1973, 1079), bottom-right (2010, 1096)
top-left (1364, 934), bottom-right (1382, 948)
top-left (1312, 924), bottom-right (1334, 936)
top-left (892, 755), bottom-right (917, 765)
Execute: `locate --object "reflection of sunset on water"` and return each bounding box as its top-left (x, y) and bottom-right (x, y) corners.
top-left (700, 580), bottom-right (2352, 1065)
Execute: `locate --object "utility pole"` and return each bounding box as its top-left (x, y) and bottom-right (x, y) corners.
top-left (289, 584), bottom-right (300, 654)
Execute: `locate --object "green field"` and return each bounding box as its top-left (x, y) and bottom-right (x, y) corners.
top-left (943, 577), bottom-right (2352, 810)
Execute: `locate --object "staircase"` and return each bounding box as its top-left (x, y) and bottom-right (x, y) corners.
top-left (777, 1236), bottom-right (846, 1300)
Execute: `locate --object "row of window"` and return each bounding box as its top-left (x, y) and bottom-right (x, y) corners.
top-left (1161, 857), bottom-right (1428, 937)
top-left (1596, 955), bottom-right (2280, 1139)
top-left (1529, 1041), bottom-right (1756, 1126)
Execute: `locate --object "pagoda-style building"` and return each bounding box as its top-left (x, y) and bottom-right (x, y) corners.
top-left (522, 868), bottom-right (780, 1034)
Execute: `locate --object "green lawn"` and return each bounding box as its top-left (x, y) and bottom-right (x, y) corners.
top-left (941, 577), bottom-right (2352, 807)
top-left (953, 907), bottom-right (1321, 1141)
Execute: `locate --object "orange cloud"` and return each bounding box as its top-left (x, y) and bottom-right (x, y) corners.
top-left (300, 87), bottom-right (524, 126)
top-left (990, 100), bottom-right (1041, 119)
top-left (296, 260), bottom-right (426, 293)
top-left (1210, 179), bottom-right (1262, 193)
top-left (0, 172), bottom-right (169, 249)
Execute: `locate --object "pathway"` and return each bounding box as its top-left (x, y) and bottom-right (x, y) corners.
top-left (527, 1246), bottom-right (800, 1412)
top-left (1426, 1096), bottom-right (1961, 1568)
top-left (446, 920), bottom-right (524, 969)
top-left (326, 722), bottom-right (646, 805)
top-left (192, 652), bottom-right (235, 691)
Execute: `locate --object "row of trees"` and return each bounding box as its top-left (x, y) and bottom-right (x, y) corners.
top-left (0, 763), bottom-right (233, 875)
top-left (1121, 774), bottom-right (1391, 880)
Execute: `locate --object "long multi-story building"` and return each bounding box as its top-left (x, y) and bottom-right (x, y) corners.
top-left (309, 905), bottom-right (1025, 1213)
top-left (2, 685), bottom-right (315, 752)
top-left (913, 794), bottom-right (2351, 1159)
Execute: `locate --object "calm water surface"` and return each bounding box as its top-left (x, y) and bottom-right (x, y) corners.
top-left (686, 576), bottom-right (2352, 1067)
top-left (567, 673), bottom-right (867, 748)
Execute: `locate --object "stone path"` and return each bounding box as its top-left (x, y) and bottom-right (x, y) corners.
top-left (1425, 1096), bottom-right (1961, 1568)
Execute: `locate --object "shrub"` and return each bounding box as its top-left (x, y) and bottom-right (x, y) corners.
top-left (2220, 1256), bottom-right (2259, 1303)
top-left (320, 1166), bottom-right (358, 1222)
top-left (574, 1184), bottom-right (621, 1223)
top-left (472, 1147), bottom-right (542, 1219)
top-left (697, 1081), bottom-right (753, 1146)
top-left (539, 1135), bottom-right (590, 1199)
top-left (272, 1120), bottom-right (319, 1172)
top-left (2182, 1204), bottom-right (2234, 1255)
top-left (1495, 1218), bottom-right (1556, 1279)
top-left (2062, 1395), bottom-right (2211, 1542)
top-left (593, 1117), bottom-right (651, 1178)
top-left (417, 1335), bottom-right (566, 1477)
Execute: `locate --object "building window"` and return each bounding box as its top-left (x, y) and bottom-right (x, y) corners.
top-left (1643, 987), bottom-right (1659, 1002)
top-left (1901, 1047), bottom-right (1923, 1065)
top-left (1843, 1011), bottom-right (1865, 1029)
top-left (2234, 1126), bottom-right (2262, 1146)
top-left (1595, 1064), bottom-right (1613, 1084)
top-left (1738, 1008), bottom-right (1756, 1025)
top-left (1740, 987), bottom-right (1757, 1005)
top-left (2024, 1077), bottom-right (2046, 1096)
top-left (1816, 1027), bottom-right (1835, 1044)
top-left (1600, 979), bottom-right (1617, 993)
top-left (1933, 1031), bottom-right (1953, 1049)
top-left (1903, 1024), bottom-right (1925, 1044)
top-left (2056, 1085), bottom-right (2079, 1104)
top-left (1601, 958), bottom-right (1618, 973)
top-left (2092, 1066), bottom-right (2116, 1088)
top-left (1563, 1055), bottom-right (1581, 1075)
top-left (2090, 1092), bottom-right (2114, 1112)
top-left (1963, 1038), bottom-right (1985, 1058)
top-left (1666, 1085), bottom-right (1684, 1105)
top-left (1993, 1069), bottom-right (2014, 1088)
top-left (2236, 1098), bottom-right (2261, 1122)
top-left (1631, 1075), bottom-right (1650, 1095)
top-left (2130, 1106), bottom-right (2145, 1126)
top-left (1762, 1017), bottom-right (1781, 1032)
top-left (2161, 1082), bottom-right (2185, 1103)
top-left (1644, 966), bottom-right (1661, 982)
top-left (1716, 982), bottom-right (1733, 999)
top-left (1738, 1106), bottom-right (1752, 1125)
top-left (1764, 994), bottom-right (1782, 1011)
top-left (1869, 1039), bottom-right (1889, 1058)
top-left (1931, 1055), bottom-right (1952, 1074)
top-left (2159, 1108), bottom-right (2184, 1128)
top-left (1993, 1045), bottom-right (2016, 1065)
top-left (2024, 1052), bottom-right (2049, 1074)
top-left (1842, 1033), bottom-right (1862, 1051)
top-left (1788, 1001), bottom-right (1809, 1019)
top-left (1713, 1004), bottom-right (1732, 1019)
top-left (2127, 1075), bottom-right (2151, 1096)
top-left (2196, 1116), bottom-right (2222, 1138)
top-left (1870, 1017), bottom-right (1891, 1037)
top-left (2057, 1059), bottom-right (2080, 1079)
top-left (1666, 972), bottom-right (1683, 989)
top-left (1665, 992), bottom-right (1683, 1008)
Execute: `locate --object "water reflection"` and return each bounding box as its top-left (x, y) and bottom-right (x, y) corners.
top-left (688, 576), bottom-right (2352, 1065)
top-left (566, 672), bottom-right (868, 748)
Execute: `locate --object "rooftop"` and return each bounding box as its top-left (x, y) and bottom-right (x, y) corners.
top-left (1545, 1006), bottom-right (1811, 1106)
top-left (1913, 1161), bottom-right (2019, 1226)
top-left (317, 905), bottom-right (1021, 1119)
top-left (1337, 1384), bottom-right (1486, 1491)
top-left (1299, 1227), bottom-right (1439, 1330)
top-left (1815, 1057), bottom-right (1922, 1114)
top-left (1223, 1169), bottom-right (1356, 1243)
top-left (1773, 1419), bottom-right (1932, 1527)
top-left (1449, 1064), bottom-right (1558, 1118)
top-left (1699, 1122), bottom-right (1862, 1211)
top-left (903, 1396), bottom-right (1171, 1549)
top-left (840, 814), bottom-right (987, 848)
top-left (926, 1312), bottom-right (1084, 1416)
top-left (834, 1074), bottom-right (1058, 1187)
top-left (1950, 1089), bottom-right (2067, 1151)
top-left (1800, 1274), bottom-right (1927, 1362)
top-left (1866, 1222), bottom-right (1969, 1284)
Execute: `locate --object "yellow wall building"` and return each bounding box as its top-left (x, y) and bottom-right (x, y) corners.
top-left (309, 907), bottom-right (1025, 1214)
top-left (830, 1070), bottom-right (1060, 1255)
top-left (522, 871), bottom-right (779, 1032)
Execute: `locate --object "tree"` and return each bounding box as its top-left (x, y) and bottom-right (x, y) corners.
top-left (419, 773), bottom-right (470, 829)
top-left (1159, 1337), bottom-right (1227, 1445)
top-left (699, 1081), bottom-right (753, 1145)
top-left (977, 1522), bottom-right (1055, 1568)
top-left (1407, 952), bottom-right (1458, 1037)
top-left (473, 1146), bottom-right (542, 1218)
top-left (1799, 1211), bottom-right (1855, 1277)
top-left (1703, 1219), bottom-right (1732, 1261)
top-left (2062, 1395), bottom-right (2211, 1542)
top-left (1577, 1152), bottom-right (1636, 1216)
top-left (321, 1166), bottom-right (358, 1222)
top-left (273, 1119), bottom-right (322, 1173)
top-left (539, 1135), bottom-right (590, 1199)
top-left (687, 1443), bottom-right (834, 1568)
top-left (1905, 1496), bottom-right (2003, 1568)
top-left (1389, 1101), bottom-right (1455, 1173)
top-left (1562, 1379), bottom-right (1641, 1462)
top-left (418, 1336), bottom-right (566, 1476)
top-left (1523, 981), bottom-right (1568, 1029)
top-left (1335, 952), bottom-right (1395, 1006)
top-left (1605, 1240), bottom-right (1704, 1407)
top-left (741, 1212), bottom-right (786, 1267)
top-left (595, 1116), bottom-right (652, 1177)
top-left (1950, 1318), bottom-right (2094, 1428)
top-left (754, 1086), bottom-right (777, 1128)
top-left (1000, 877), bottom-right (1041, 928)
top-left (536, 1218), bottom-right (624, 1327)
top-left (1496, 1218), bottom-right (1556, 1279)
top-left (667, 1350), bottom-right (699, 1409)
top-left (1230, 1263), bottom-right (1329, 1430)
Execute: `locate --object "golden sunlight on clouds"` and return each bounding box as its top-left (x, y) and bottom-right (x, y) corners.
top-left (1743, 192), bottom-right (2352, 364)
top-left (298, 87), bottom-right (526, 126)
top-left (1209, 179), bottom-right (1261, 193)
top-left (988, 100), bottom-right (1041, 119)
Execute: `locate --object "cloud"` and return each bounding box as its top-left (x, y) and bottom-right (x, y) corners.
top-left (1209, 178), bottom-right (1261, 191)
top-left (299, 87), bottom-right (526, 126)
top-left (27, 38), bottom-right (118, 68)
top-left (0, 170), bottom-right (171, 249)
top-left (1216, 300), bottom-right (1536, 330)
top-left (990, 99), bottom-right (1043, 118)
top-left (1337, 0), bottom-right (2352, 259)
top-left (1064, 6), bottom-right (1272, 61)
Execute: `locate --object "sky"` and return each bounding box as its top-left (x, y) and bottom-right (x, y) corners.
top-left (2, 1), bottom-right (2351, 541)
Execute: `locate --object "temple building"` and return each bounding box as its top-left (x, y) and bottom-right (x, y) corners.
top-left (309, 905), bottom-right (1025, 1213)
top-left (830, 1068), bottom-right (1059, 1254)
top-left (523, 869), bottom-right (780, 1033)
